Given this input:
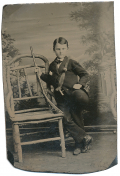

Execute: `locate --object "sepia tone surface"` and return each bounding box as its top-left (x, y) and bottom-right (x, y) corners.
top-left (2, 2), bottom-right (117, 173)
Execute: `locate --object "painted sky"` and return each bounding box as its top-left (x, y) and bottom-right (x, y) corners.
top-left (2, 3), bottom-right (88, 64)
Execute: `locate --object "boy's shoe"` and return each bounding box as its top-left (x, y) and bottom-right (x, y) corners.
top-left (73, 142), bottom-right (83, 155)
top-left (73, 147), bottom-right (81, 155)
top-left (81, 135), bottom-right (93, 153)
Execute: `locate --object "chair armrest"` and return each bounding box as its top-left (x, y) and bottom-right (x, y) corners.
top-left (36, 72), bottom-right (63, 114)
top-left (6, 91), bottom-right (15, 118)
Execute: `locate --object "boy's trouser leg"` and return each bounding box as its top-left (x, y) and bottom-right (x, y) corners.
top-left (71, 89), bottom-right (89, 130)
top-left (54, 90), bottom-right (89, 144)
top-left (70, 109), bottom-right (85, 130)
top-left (57, 101), bottom-right (86, 144)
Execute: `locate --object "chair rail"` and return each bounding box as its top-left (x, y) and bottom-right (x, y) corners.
top-left (6, 91), bottom-right (15, 118)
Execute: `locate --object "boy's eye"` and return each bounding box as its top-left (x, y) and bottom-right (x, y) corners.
top-left (55, 47), bottom-right (66, 51)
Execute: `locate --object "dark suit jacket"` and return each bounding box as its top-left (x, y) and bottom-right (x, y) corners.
top-left (41, 56), bottom-right (89, 95)
top-left (49, 56), bottom-right (89, 89)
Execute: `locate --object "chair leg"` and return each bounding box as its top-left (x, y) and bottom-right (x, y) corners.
top-left (58, 118), bottom-right (66, 157)
top-left (13, 124), bottom-right (22, 162)
top-left (12, 124), bottom-right (17, 153)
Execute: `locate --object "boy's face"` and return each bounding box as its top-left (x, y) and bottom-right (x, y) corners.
top-left (54, 43), bottom-right (68, 60)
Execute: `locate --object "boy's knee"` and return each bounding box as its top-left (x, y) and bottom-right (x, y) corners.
top-left (72, 89), bottom-right (89, 105)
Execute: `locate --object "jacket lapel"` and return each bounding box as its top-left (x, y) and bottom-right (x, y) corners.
top-left (50, 58), bottom-right (59, 75)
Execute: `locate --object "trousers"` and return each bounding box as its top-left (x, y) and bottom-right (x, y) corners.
top-left (54, 89), bottom-right (89, 144)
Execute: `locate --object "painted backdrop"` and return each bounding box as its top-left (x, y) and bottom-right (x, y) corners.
top-left (2, 2), bottom-right (117, 125)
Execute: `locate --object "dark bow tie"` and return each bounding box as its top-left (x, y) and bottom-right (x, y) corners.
top-left (55, 59), bottom-right (63, 64)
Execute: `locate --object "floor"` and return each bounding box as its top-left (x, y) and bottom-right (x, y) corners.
top-left (6, 129), bottom-right (117, 174)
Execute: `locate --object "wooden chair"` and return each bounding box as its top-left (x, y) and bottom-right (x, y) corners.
top-left (6, 47), bottom-right (66, 162)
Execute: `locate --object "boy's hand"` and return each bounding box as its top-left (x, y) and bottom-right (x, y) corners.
top-left (73, 84), bottom-right (82, 89)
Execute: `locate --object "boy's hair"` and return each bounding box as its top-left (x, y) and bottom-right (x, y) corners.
top-left (53, 37), bottom-right (68, 51)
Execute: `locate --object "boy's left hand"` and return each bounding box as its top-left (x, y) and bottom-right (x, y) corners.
top-left (73, 84), bottom-right (82, 89)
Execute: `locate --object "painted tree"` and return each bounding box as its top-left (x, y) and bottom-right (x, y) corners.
top-left (70, 2), bottom-right (114, 71)
top-left (70, 2), bottom-right (116, 123)
top-left (2, 31), bottom-right (20, 111)
top-left (2, 31), bottom-right (19, 58)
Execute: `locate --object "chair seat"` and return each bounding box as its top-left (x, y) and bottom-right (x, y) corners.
top-left (12, 110), bottom-right (64, 122)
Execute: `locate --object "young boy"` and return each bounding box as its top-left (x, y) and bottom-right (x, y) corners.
top-left (41, 37), bottom-right (93, 155)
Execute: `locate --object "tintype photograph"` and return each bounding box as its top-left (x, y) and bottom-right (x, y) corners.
top-left (2, 2), bottom-right (117, 174)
